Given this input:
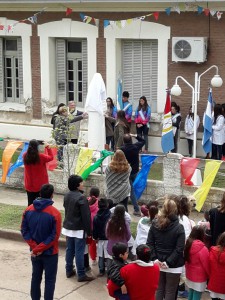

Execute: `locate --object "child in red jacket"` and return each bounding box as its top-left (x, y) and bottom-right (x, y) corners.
top-left (184, 226), bottom-right (209, 300)
top-left (208, 232), bottom-right (225, 299)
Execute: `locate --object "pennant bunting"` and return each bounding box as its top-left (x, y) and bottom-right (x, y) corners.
top-left (197, 6), bottom-right (203, 14)
top-left (161, 90), bottom-right (174, 153)
top-left (94, 18), bottom-right (99, 27)
top-left (66, 7), bottom-right (73, 16)
top-left (217, 11), bottom-right (223, 20)
top-left (28, 15), bottom-right (37, 24)
top-left (80, 13), bottom-right (85, 21)
top-left (133, 155), bottom-right (158, 200)
top-left (194, 160), bottom-right (222, 212)
top-left (0, 24), bottom-right (4, 30)
top-left (81, 150), bottom-right (113, 180)
top-left (86, 16), bottom-right (92, 24)
top-left (116, 20), bottom-right (122, 29)
top-left (174, 6), bottom-right (181, 14)
top-left (126, 19), bottom-right (133, 25)
top-left (204, 8), bottom-right (210, 17)
top-left (210, 10), bottom-right (216, 17)
top-left (7, 142), bottom-right (29, 177)
top-left (153, 12), bottom-right (159, 21)
top-left (75, 147), bottom-right (94, 175)
top-left (165, 7), bottom-right (171, 16)
top-left (139, 16), bottom-right (146, 21)
top-left (104, 20), bottom-right (110, 28)
top-left (179, 3), bottom-right (185, 11)
top-left (180, 157), bottom-right (200, 185)
top-left (1, 141), bottom-right (23, 183)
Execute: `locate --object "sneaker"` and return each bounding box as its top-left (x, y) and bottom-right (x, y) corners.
top-left (77, 275), bottom-right (95, 282)
top-left (85, 266), bottom-right (91, 272)
top-left (178, 290), bottom-right (189, 298)
top-left (133, 211), bottom-right (141, 217)
top-left (66, 270), bottom-right (76, 278)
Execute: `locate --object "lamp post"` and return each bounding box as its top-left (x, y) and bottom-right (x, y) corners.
top-left (171, 65), bottom-right (223, 158)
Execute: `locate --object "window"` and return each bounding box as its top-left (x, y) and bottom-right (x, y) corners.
top-left (56, 39), bottom-right (87, 107)
top-left (0, 37), bottom-right (23, 103)
top-left (122, 40), bottom-right (158, 111)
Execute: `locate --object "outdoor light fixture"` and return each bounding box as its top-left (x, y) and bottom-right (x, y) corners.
top-left (171, 65), bottom-right (223, 158)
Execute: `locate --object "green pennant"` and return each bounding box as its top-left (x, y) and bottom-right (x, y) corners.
top-left (81, 149), bottom-right (114, 180)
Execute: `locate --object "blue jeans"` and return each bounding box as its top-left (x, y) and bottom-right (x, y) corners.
top-left (114, 289), bottom-right (130, 300)
top-left (65, 236), bottom-right (86, 279)
top-left (31, 254), bottom-right (58, 300)
top-left (130, 173), bottom-right (140, 212)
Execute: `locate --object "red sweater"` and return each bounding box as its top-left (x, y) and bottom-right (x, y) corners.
top-left (108, 261), bottom-right (159, 300)
top-left (23, 147), bottom-right (54, 192)
top-left (208, 246), bottom-right (225, 294)
top-left (185, 240), bottom-right (209, 283)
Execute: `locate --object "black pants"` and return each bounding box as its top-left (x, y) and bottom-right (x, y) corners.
top-left (26, 191), bottom-right (40, 206)
top-left (212, 143), bottom-right (222, 160)
top-left (171, 131), bottom-right (179, 153)
top-left (187, 139), bottom-right (193, 156)
top-left (136, 124), bottom-right (149, 150)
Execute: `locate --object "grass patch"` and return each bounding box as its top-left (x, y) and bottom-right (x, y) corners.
top-left (148, 163), bottom-right (163, 181)
top-left (0, 203), bottom-right (138, 238)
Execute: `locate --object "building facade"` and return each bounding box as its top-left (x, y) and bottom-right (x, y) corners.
top-left (0, 0), bottom-right (225, 155)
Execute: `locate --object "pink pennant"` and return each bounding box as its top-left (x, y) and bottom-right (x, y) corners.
top-left (66, 7), bottom-right (73, 16)
top-left (0, 25), bottom-right (4, 30)
top-left (204, 8), bottom-right (210, 16)
top-left (153, 12), bottom-right (159, 21)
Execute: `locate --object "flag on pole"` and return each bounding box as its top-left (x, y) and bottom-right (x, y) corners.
top-left (194, 160), bottom-right (222, 212)
top-left (161, 90), bottom-right (174, 153)
top-left (117, 78), bottom-right (123, 110)
top-left (133, 155), bottom-right (158, 200)
top-left (202, 89), bottom-right (213, 154)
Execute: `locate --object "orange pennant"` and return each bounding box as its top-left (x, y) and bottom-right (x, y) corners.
top-left (1, 141), bottom-right (23, 183)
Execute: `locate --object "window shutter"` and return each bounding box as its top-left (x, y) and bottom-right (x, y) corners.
top-left (56, 39), bottom-right (67, 104)
top-left (82, 39), bottom-right (87, 107)
top-left (17, 38), bottom-right (24, 103)
top-left (0, 38), bottom-right (4, 103)
top-left (122, 40), bottom-right (158, 112)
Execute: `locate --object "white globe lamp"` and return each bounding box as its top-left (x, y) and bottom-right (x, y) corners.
top-left (211, 75), bottom-right (223, 88)
top-left (171, 84), bottom-right (182, 96)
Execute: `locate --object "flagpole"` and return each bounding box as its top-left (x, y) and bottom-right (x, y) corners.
top-left (193, 72), bottom-right (198, 158)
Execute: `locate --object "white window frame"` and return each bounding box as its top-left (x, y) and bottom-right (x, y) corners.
top-left (38, 19), bottom-right (98, 108)
top-left (105, 20), bottom-right (170, 113)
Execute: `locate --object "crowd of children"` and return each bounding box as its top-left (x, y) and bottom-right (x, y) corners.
top-left (64, 185), bottom-right (225, 300)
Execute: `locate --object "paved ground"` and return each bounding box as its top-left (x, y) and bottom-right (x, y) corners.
top-left (0, 185), bottom-right (210, 300)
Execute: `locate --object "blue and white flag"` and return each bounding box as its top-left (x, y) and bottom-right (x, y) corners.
top-left (161, 90), bottom-right (174, 153)
top-left (117, 78), bottom-right (123, 110)
top-left (7, 142), bottom-right (29, 177)
top-left (133, 155), bottom-right (158, 200)
top-left (202, 89), bottom-right (213, 154)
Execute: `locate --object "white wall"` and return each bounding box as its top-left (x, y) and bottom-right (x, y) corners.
top-left (38, 19), bottom-right (98, 104)
top-left (105, 20), bottom-right (170, 113)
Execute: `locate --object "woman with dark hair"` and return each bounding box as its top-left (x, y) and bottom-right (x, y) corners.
top-left (114, 110), bottom-right (130, 150)
top-left (106, 205), bottom-right (131, 257)
top-left (171, 101), bottom-right (181, 153)
top-left (185, 106), bottom-right (200, 157)
top-left (209, 192), bottom-right (225, 245)
top-left (184, 226), bottom-right (209, 300)
top-left (135, 96), bottom-right (151, 153)
top-left (212, 104), bottom-right (224, 160)
top-left (208, 232), bottom-right (225, 299)
top-left (23, 139), bottom-right (54, 206)
top-left (147, 197), bottom-right (185, 300)
top-left (51, 103), bottom-right (65, 129)
top-left (105, 150), bottom-right (131, 211)
top-left (105, 97), bottom-right (117, 150)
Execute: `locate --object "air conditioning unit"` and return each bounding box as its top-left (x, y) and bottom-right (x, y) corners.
top-left (172, 37), bottom-right (207, 63)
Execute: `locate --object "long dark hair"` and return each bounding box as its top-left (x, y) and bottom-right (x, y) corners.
top-left (171, 101), bottom-right (180, 113)
top-left (106, 205), bottom-right (127, 239)
top-left (23, 139), bottom-right (40, 165)
top-left (53, 103), bottom-right (65, 116)
top-left (117, 110), bottom-right (130, 131)
top-left (184, 226), bottom-right (205, 263)
top-left (213, 104), bottom-right (222, 125)
top-left (174, 195), bottom-right (191, 217)
top-left (106, 97), bottom-right (115, 109)
top-left (138, 96), bottom-right (149, 111)
top-left (146, 200), bottom-right (158, 222)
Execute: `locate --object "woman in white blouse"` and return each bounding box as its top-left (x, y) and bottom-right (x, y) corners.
top-left (185, 106), bottom-right (200, 157)
top-left (212, 104), bottom-right (225, 160)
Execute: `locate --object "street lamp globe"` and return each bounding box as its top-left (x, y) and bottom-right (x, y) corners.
top-left (171, 84), bottom-right (182, 96)
top-left (211, 75), bottom-right (223, 88)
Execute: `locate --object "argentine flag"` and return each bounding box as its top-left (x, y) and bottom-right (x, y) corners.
top-left (161, 90), bottom-right (174, 153)
top-left (202, 89), bottom-right (213, 154)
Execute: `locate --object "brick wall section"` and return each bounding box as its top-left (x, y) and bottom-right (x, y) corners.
top-left (1, 11), bottom-right (225, 121)
top-left (97, 20), bottom-right (106, 83)
top-left (31, 25), bottom-right (42, 119)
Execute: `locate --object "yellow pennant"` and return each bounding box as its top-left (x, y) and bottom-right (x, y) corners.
top-left (194, 160), bottom-right (222, 212)
top-left (75, 147), bottom-right (94, 176)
